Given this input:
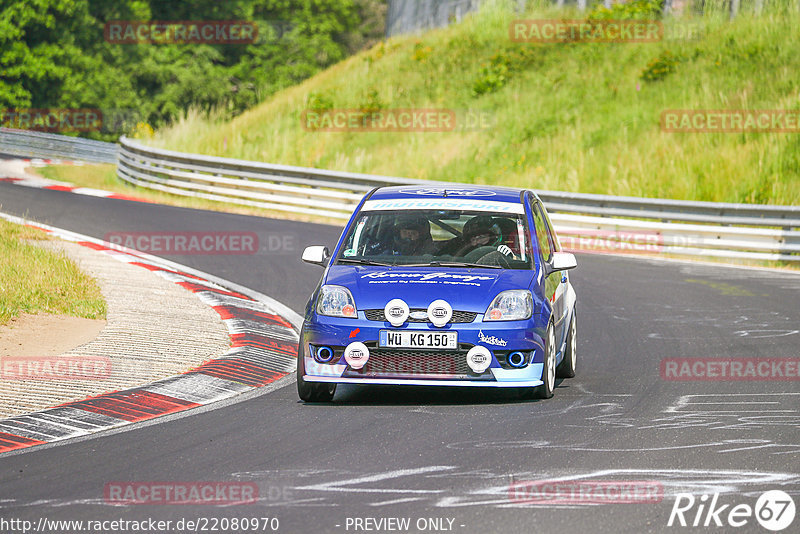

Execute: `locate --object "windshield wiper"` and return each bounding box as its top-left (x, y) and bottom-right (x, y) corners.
top-left (426, 261), bottom-right (502, 269)
top-left (337, 258), bottom-right (394, 267)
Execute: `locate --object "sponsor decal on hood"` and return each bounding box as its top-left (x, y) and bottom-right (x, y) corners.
top-left (361, 271), bottom-right (494, 287)
top-left (479, 330), bottom-right (508, 347)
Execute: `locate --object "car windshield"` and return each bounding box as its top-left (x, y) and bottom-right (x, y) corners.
top-left (335, 209), bottom-right (533, 269)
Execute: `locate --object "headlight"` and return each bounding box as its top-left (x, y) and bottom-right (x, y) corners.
top-left (484, 290), bottom-right (532, 321)
top-left (317, 285), bottom-right (357, 318)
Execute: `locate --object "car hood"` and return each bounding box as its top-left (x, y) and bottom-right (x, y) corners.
top-left (324, 265), bottom-right (535, 312)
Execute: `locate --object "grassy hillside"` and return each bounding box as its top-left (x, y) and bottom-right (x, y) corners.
top-left (151, 1), bottom-right (800, 205)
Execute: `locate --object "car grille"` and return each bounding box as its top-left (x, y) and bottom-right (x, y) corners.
top-left (343, 348), bottom-right (491, 380)
top-left (363, 309), bottom-right (477, 323)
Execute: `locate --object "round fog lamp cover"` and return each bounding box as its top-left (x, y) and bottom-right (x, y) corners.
top-left (344, 342), bottom-right (370, 370)
top-left (384, 299), bottom-right (409, 327)
top-left (466, 346), bottom-right (492, 373)
top-left (427, 299), bottom-right (453, 327)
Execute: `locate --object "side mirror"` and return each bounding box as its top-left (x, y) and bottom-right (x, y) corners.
top-left (550, 251), bottom-right (577, 272)
top-left (302, 245), bottom-right (330, 267)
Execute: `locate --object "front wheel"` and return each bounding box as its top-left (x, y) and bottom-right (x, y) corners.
top-left (535, 323), bottom-right (556, 398)
top-left (556, 311), bottom-right (576, 379)
top-left (297, 330), bottom-right (336, 402)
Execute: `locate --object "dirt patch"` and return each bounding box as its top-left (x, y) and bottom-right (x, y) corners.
top-left (0, 313), bottom-right (106, 358)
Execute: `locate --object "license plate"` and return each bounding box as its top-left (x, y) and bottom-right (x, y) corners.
top-left (379, 330), bottom-right (458, 349)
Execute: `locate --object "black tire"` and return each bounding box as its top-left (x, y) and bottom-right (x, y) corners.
top-left (520, 322), bottom-right (556, 400)
top-left (556, 311), bottom-right (576, 379)
top-left (534, 323), bottom-right (556, 399)
top-left (297, 330), bottom-right (336, 403)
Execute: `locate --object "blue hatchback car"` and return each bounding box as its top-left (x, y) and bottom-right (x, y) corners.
top-left (298, 185), bottom-right (577, 402)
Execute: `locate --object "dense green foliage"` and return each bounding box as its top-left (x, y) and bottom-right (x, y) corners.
top-left (0, 0), bottom-right (386, 139)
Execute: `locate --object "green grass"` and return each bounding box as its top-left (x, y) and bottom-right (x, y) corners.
top-left (38, 164), bottom-right (120, 192)
top-left (0, 218), bottom-right (107, 325)
top-left (148, 1), bottom-right (800, 206)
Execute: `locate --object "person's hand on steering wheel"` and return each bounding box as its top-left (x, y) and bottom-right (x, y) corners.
top-left (497, 244), bottom-right (517, 258)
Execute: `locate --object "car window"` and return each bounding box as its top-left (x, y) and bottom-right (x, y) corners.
top-left (530, 199), bottom-right (553, 263)
top-left (335, 209), bottom-right (533, 269)
top-left (540, 202), bottom-right (561, 253)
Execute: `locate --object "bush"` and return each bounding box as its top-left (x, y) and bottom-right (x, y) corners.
top-left (307, 92), bottom-right (335, 112)
top-left (640, 50), bottom-right (679, 82)
top-left (471, 47), bottom-right (540, 97)
top-left (359, 87), bottom-right (385, 113)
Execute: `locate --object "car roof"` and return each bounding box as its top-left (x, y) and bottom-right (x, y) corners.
top-left (370, 184), bottom-right (532, 204)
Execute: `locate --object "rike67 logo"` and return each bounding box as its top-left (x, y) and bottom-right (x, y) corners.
top-left (668, 490), bottom-right (795, 531)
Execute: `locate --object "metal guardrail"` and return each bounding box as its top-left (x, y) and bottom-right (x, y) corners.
top-left (1, 130), bottom-right (795, 262)
top-left (0, 128), bottom-right (118, 164)
top-left (117, 136), bottom-right (800, 262)
top-left (539, 190), bottom-right (800, 228)
top-left (117, 136), bottom-right (419, 218)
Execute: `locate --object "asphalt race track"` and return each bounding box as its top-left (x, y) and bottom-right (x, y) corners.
top-left (1, 182), bottom-right (799, 533)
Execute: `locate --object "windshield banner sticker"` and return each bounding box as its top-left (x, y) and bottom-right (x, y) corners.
top-left (362, 198), bottom-right (525, 214)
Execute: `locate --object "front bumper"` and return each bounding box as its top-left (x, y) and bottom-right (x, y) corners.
top-left (304, 376), bottom-right (544, 387)
top-left (302, 312), bottom-right (547, 387)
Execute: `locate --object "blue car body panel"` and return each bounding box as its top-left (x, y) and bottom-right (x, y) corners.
top-left (324, 265), bottom-right (535, 312)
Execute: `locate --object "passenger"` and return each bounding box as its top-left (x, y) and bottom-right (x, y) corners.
top-left (392, 215), bottom-right (435, 255)
top-left (368, 215), bottom-right (435, 256)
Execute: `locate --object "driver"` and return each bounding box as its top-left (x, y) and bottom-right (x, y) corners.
top-left (456, 215), bottom-right (515, 258)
